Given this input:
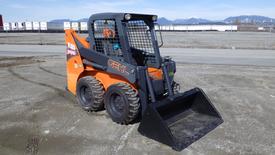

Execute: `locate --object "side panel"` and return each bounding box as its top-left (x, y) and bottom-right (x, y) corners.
top-left (65, 29), bottom-right (137, 95)
top-left (74, 37), bottom-right (137, 84)
top-left (65, 30), bottom-right (87, 95)
top-left (83, 67), bottom-right (137, 91)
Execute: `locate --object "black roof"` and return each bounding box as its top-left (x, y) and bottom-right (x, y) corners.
top-left (89, 12), bottom-right (157, 22)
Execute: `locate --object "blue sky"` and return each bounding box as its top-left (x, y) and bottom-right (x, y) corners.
top-left (1, 0), bottom-right (275, 22)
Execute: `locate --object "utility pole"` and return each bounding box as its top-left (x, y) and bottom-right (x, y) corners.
top-left (270, 19), bottom-right (272, 33)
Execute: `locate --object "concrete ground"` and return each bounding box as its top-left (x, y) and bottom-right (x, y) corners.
top-left (0, 45), bottom-right (275, 155)
top-left (1, 32), bottom-right (275, 50)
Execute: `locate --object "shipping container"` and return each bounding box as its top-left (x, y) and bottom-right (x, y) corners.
top-left (33, 22), bottom-right (40, 30)
top-left (258, 27), bottom-right (265, 31)
top-left (64, 22), bottom-right (71, 30)
top-left (71, 22), bottom-right (79, 31)
top-left (17, 22), bottom-right (24, 30)
top-left (160, 25), bottom-right (238, 32)
top-left (40, 22), bottom-right (47, 30)
top-left (11, 22), bottom-right (17, 30)
top-left (3, 23), bottom-right (10, 31)
top-left (174, 25), bottom-right (188, 31)
top-left (154, 25), bottom-right (160, 31)
top-left (231, 25), bottom-right (238, 31)
top-left (23, 22), bottom-right (33, 30)
top-left (80, 22), bottom-right (88, 31)
top-left (160, 25), bottom-right (171, 31)
top-left (47, 22), bottom-right (64, 31)
top-left (0, 15), bottom-right (3, 30)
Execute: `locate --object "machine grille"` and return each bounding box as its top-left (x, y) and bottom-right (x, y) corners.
top-left (93, 20), bottom-right (122, 58)
top-left (126, 20), bottom-right (155, 55)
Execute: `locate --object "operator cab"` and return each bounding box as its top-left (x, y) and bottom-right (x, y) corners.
top-left (88, 13), bottom-right (162, 68)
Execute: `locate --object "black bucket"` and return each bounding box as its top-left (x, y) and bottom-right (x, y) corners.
top-left (138, 88), bottom-right (223, 151)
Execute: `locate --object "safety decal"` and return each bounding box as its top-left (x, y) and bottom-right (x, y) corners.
top-left (66, 42), bottom-right (77, 56)
top-left (108, 59), bottom-right (129, 75)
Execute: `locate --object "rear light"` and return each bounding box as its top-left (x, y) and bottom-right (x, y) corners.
top-left (125, 14), bottom-right (132, 20)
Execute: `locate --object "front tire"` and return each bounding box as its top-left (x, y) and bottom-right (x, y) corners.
top-left (104, 83), bottom-right (140, 124)
top-left (76, 76), bottom-right (104, 111)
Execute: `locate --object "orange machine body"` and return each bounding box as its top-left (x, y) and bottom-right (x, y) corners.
top-left (65, 29), bottom-right (163, 95)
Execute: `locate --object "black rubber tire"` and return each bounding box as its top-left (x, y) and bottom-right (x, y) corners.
top-left (76, 76), bottom-right (104, 111)
top-left (104, 83), bottom-right (140, 124)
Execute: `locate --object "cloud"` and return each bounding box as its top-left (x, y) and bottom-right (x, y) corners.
top-left (81, 0), bottom-right (144, 10)
top-left (3, 0), bottom-right (275, 21)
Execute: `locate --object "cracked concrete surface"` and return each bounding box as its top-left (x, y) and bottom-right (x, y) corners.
top-left (0, 45), bottom-right (275, 154)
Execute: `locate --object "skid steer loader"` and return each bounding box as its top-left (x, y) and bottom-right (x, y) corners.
top-left (65, 13), bottom-right (223, 151)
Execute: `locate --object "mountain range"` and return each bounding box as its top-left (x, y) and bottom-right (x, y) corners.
top-left (50, 15), bottom-right (275, 25)
top-left (157, 15), bottom-right (275, 25)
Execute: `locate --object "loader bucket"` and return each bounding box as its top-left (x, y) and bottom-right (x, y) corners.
top-left (138, 88), bottom-right (223, 151)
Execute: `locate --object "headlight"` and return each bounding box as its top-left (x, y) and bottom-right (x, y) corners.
top-left (152, 15), bottom-right (158, 21)
top-left (125, 14), bottom-right (132, 20)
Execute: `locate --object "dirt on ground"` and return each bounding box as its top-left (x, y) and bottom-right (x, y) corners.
top-left (0, 54), bottom-right (274, 155)
top-left (0, 32), bottom-right (274, 50)
top-left (0, 56), bottom-right (44, 68)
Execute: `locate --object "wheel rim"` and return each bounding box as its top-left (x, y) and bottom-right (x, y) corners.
top-left (80, 86), bottom-right (92, 106)
top-left (109, 92), bottom-right (125, 117)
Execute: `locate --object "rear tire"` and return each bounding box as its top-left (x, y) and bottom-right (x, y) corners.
top-left (104, 83), bottom-right (140, 124)
top-left (76, 76), bottom-right (104, 111)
